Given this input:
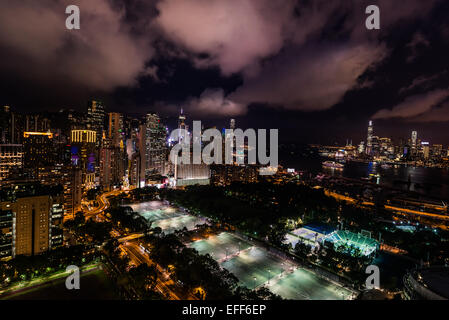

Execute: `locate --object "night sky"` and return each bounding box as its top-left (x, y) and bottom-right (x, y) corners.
top-left (1, 0), bottom-right (449, 145)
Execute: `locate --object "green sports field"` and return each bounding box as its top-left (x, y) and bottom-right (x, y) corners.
top-left (190, 232), bottom-right (355, 300)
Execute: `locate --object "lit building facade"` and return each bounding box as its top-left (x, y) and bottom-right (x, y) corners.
top-left (0, 183), bottom-right (64, 260)
top-left (23, 131), bottom-right (56, 170)
top-left (87, 100), bottom-right (106, 148)
top-left (210, 164), bottom-right (258, 186)
top-left (0, 106), bottom-right (24, 144)
top-left (366, 120), bottom-right (374, 155)
top-left (108, 112), bottom-right (124, 148)
top-left (70, 129), bottom-right (97, 188)
top-left (0, 144), bottom-right (23, 181)
top-left (145, 113), bottom-right (168, 176)
top-left (175, 163), bottom-right (210, 186)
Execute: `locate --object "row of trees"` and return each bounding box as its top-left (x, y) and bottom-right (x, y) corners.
top-left (64, 211), bottom-right (113, 244)
top-left (0, 245), bottom-right (98, 285)
top-left (107, 206), bottom-right (149, 234)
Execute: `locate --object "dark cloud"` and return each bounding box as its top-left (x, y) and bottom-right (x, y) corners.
top-left (0, 0), bottom-right (449, 144)
top-left (230, 42), bottom-right (385, 112)
top-left (152, 0), bottom-right (440, 115)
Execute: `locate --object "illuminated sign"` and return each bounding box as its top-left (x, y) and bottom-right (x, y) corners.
top-left (23, 132), bottom-right (53, 139)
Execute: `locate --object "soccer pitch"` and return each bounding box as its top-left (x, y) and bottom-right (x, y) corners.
top-left (221, 246), bottom-right (295, 289)
top-left (268, 268), bottom-right (353, 300)
top-left (129, 201), bottom-right (185, 222)
top-left (130, 201), bottom-right (204, 234)
top-left (190, 232), bottom-right (355, 300)
top-left (151, 215), bottom-right (206, 234)
top-left (190, 232), bottom-right (252, 261)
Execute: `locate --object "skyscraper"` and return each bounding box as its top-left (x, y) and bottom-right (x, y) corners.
top-left (0, 144), bottom-right (23, 181)
top-left (432, 144), bottom-right (443, 159)
top-left (145, 113), bottom-right (168, 176)
top-left (0, 106), bottom-right (24, 145)
top-left (178, 108), bottom-right (187, 144)
top-left (0, 183), bottom-right (64, 259)
top-left (366, 120), bottom-right (373, 155)
top-left (108, 112), bottom-right (124, 148)
top-left (422, 142), bottom-right (430, 160)
top-left (230, 119), bottom-right (236, 130)
top-left (87, 100), bottom-right (106, 148)
top-left (411, 131), bottom-right (418, 147)
top-left (23, 131), bottom-right (56, 169)
top-left (70, 129), bottom-right (97, 188)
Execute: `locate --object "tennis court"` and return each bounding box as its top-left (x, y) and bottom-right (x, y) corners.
top-left (190, 232), bottom-right (355, 300)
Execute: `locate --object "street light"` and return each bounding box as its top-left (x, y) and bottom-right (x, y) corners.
top-left (253, 276), bottom-right (257, 290)
top-left (268, 269), bottom-right (271, 284)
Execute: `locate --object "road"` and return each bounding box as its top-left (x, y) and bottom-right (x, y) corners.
top-left (62, 189), bottom-right (197, 300)
top-left (64, 189), bottom-right (122, 222)
top-left (86, 190), bottom-right (122, 219)
top-left (325, 189), bottom-right (449, 229)
top-left (120, 241), bottom-right (195, 300)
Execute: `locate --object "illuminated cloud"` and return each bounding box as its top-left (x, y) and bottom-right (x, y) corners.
top-left (0, 0), bottom-right (153, 91)
top-left (373, 89), bottom-right (449, 119)
top-left (186, 89), bottom-right (246, 117)
top-left (154, 0), bottom-right (295, 76)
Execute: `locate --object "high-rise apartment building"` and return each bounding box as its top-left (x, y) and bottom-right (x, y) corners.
top-left (145, 113), bottom-right (167, 176)
top-left (108, 112), bottom-right (124, 148)
top-left (98, 113), bottom-right (127, 190)
top-left (138, 123), bottom-right (146, 187)
top-left (0, 106), bottom-right (25, 145)
top-left (99, 140), bottom-right (124, 190)
top-left (62, 168), bottom-right (82, 217)
top-left (0, 183), bottom-right (64, 259)
top-left (210, 164), bottom-right (258, 186)
top-left (422, 142), bottom-right (430, 160)
top-left (432, 144), bottom-right (443, 159)
top-left (0, 144), bottom-right (23, 181)
top-left (70, 129), bottom-right (97, 188)
top-left (87, 100), bottom-right (106, 148)
top-left (23, 131), bottom-right (56, 169)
